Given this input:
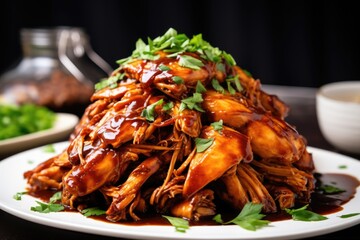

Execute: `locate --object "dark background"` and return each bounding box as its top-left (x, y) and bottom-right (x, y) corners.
top-left (1, 0), bottom-right (360, 88)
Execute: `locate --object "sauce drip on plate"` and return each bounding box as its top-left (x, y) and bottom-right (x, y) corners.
top-left (28, 172), bottom-right (360, 226)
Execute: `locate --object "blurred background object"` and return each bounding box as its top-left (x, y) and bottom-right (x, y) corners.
top-left (316, 81), bottom-right (360, 154)
top-left (1, 0), bottom-right (360, 88)
top-left (0, 27), bottom-right (112, 117)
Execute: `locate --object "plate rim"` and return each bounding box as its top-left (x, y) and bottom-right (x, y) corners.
top-left (0, 142), bottom-right (359, 240)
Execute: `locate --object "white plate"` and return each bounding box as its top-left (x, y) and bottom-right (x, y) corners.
top-left (0, 142), bottom-right (359, 240)
top-left (0, 113), bottom-right (78, 155)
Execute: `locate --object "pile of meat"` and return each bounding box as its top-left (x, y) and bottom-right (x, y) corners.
top-left (24, 30), bottom-right (315, 222)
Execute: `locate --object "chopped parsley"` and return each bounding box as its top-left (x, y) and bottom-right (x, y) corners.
top-left (116, 28), bottom-right (236, 69)
top-left (211, 120), bottom-right (223, 132)
top-left (211, 79), bottom-right (225, 93)
top-left (162, 215), bottom-right (189, 233)
top-left (31, 191), bottom-right (64, 213)
top-left (319, 184), bottom-right (346, 194)
top-left (81, 207), bottom-right (107, 217)
top-left (162, 101), bottom-right (174, 112)
top-left (339, 213), bottom-right (360, 218)
top-left (195, 81), bottom-right (207, 93)
top-left (285, 204), bottom-right (327, 221)
top-left (95, 72), bottom-right (125, 91)
top-left (172, 76), bottom-right (184, 84)
top-left (141, 99), bottom-right (164, 122)
top-left (13, 191), bottom-right (27, 200)
top-left (100, 28), bottom-right (239, 90)
top-left (158, 64), bottom-right (171, 71)
top-left (226, 75), bottom-right (243, 94)
top-left (213, 202), bottom-right (270, 231)
top-left (0, 104), bottom-right (56, 140)
top-left (42, 144), bottom-right (56, 153)
top-left (195, 137), bottom-right (214, 152)
top-left (178, 55), bottom-right (204, 70)
top-left (179, 92), bottom-right (204, 112)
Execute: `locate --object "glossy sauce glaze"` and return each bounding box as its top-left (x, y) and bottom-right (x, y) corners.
top-left (29, 172), bottom-right (359, 226)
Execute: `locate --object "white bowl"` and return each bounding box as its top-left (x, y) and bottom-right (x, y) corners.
top-left (316, 81), bottom-right (360, 154)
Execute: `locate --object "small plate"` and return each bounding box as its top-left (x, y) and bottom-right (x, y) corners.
top-left (0, 113), bottom-right (78, 155)
top-left (0, 142), bottom-right (359, 239)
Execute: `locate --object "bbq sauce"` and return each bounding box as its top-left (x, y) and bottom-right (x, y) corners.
top-left (27, 172), bottom-right (359, 226)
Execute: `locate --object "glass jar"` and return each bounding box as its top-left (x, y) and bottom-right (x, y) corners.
top-left (0, 27), bottom-right (112, 117)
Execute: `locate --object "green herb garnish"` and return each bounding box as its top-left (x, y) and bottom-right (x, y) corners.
top-left (0, 104), bottom-right (56, 140)
top-left (211, 79), bottom-right (225, 94)
top-left (162, 215), bottom-right (189, 233)
top-left (213, 202), bottom-right (270, 231)
top-left (195, 137), bottom-right (214, 152)
top-left (103, 28), bottom-right (238, 90)
top-left (116, 28), bottom-right (236, 68)
top-left (179, 92), bottom-right (204, 112)
top-left (158, 64), bottom-right (171, 71)
top-left (211, 120), bottom-right (223, 132)
top-left (141, 99), bottom-right (164, 122)
top-left (81, 207), bottom-right (107, 217)
top-left (339, 213), bottom-right (360, 218)
top-left (195, 81), bottom-right (207, 93)
top-left (43, 144), bottom-right (56, 153)
top-left (285, 204), bottom-right (327, 221)
top-left (95, 72), bottom-right (125, 91)
top-left (178, 55), bottom-right (204, 70)
top-left (226, 75), bottom-right (243, 94)
top-left (13, 191), bottom-right (27, 200)
top-left (227, 81), bottom-right (236, 95)
top-left (31, 191), bottom-right (64, 213)
top-left (162, 101), bottom-right (174, 112)
top-left (319, 184), bottom-right (346, 194)
top-left (172, 76), bottom-right (184, 84)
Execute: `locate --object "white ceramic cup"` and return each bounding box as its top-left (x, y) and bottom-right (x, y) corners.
top-left (316, 81), bottom-right (360, 154)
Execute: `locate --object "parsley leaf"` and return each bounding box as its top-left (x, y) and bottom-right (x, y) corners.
top-left (81, 207), bottom-right (106, 217)
top-left (178, 55), bottom-right (204, 70)
top-left (211, 79), bottom-right (225, 94)
top-left (162, 215), bottom-right (189, 233)
top-left (227, 81), bottom-right (236, 95)
top-left (195, 81), bottom-right (207, 93)
top-left (158, 64), bottom-right (170, 71)
top-left (141, 99), bottom-right (164, 122)
top-left (216, 62), bottom-right (226, 73)
top-left (285, 204), bottom-right (328, 221)
top-left (172, 76), bottom-right (184, 84)
top-left (49, 191), bottom-right (62, 202)
top-left (162, 101), bottom-right (174, 112)
top-left (180, 93), bottom-right (204, 112)
top-left (226, 75), bottom-right (243, 93)
top-left (213, 202), bottom-right (270, 231)
top-left (319, 184), bottom-right (346, 194)
top-left (13, 191), bottom-right (27, 200)
top-left (94, 73), bottom-right (125, 91)
top-left (211, 120), bottom-right (223, 132)
top-left (339, 213), bottom-right (360, 218)
top-left (195, 137), bottom-right (214, 152)
top-left (30, 191), bottom-right (64, 213)
top-left (223, 51), bottom-right (236, 66)
top-left (43, 144), bottom-right (55, 153)
top-left (31, 201), bottom-right (64, 213)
